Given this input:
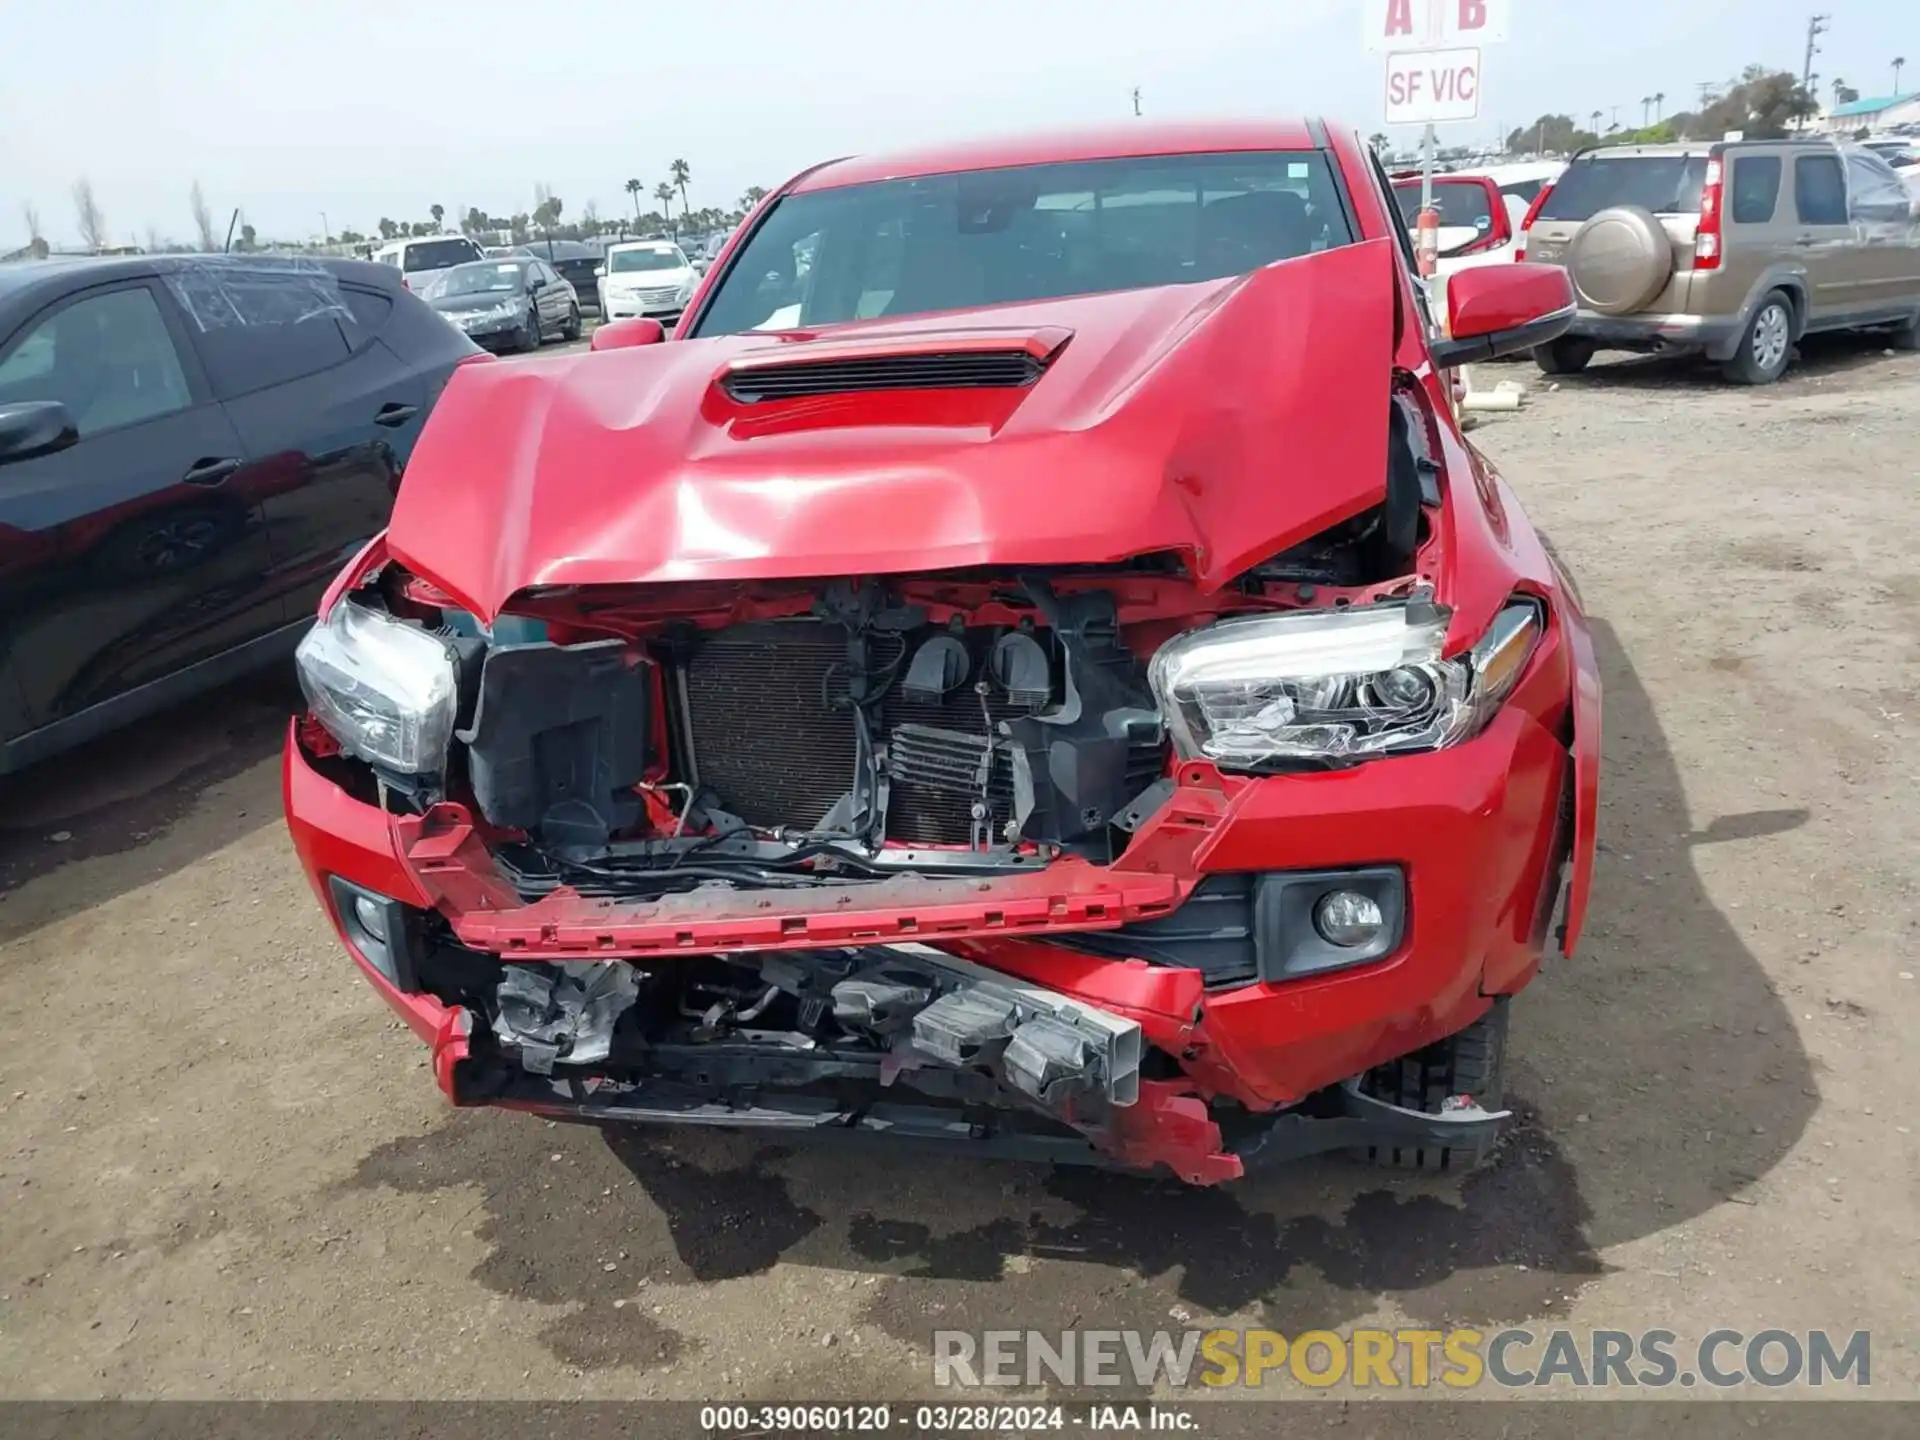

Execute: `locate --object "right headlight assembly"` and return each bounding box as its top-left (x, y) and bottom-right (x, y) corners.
top-left (1147, 599), bottom-right (1543, 767)
top-left (295, 599), bottom-right (460, 775)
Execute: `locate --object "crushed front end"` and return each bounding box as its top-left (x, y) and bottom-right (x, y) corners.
top-left (286, 487), bottom-right (1596, 1183)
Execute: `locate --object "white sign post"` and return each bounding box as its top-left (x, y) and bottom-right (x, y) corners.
top-left (1366, 0), bottom-right (1512, 280)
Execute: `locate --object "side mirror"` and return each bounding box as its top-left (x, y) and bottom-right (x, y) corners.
top-left (593, 264), bottom-right (607, 278)
top-left (590, 317), bottom-right (666, 351)
top-left (1431, 263), bottom-right (1576, 367)
top-left (527, 276), bottom-right (545, 293)
top-left (0, 400), bottom-right (79, 464)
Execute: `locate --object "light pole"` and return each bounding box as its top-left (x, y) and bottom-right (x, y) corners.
top-left (320, 211), bottom-right (329, 244)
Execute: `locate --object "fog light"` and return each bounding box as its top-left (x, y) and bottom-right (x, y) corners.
top-left (1313, 890), bottom-right (1385, 948)
top-left (352, 894), bottom-right (389, 943)
top-left (326, 875), bottom-right (418, 992)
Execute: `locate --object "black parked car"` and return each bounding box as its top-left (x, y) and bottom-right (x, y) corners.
top-left (418, 257), bottom-right (581, 352)
top-left (514, 240), bottom-right (604, 309)
top-left (0, 254), bottom-right (479, 774)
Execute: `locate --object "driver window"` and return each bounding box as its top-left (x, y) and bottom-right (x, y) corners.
top-left (0, 287), bottom-right (192, 438)
top-left (750, 229), bottom-right (819, 331)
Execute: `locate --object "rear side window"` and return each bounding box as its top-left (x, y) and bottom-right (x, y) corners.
top-left (402, 238), bottom-right (482, 272)
top-left (1845, 150), bottom-right (1912, 222)
top-left (1730, 156), bottom-right (1782, 224)
top-left (1538, 156), bottom-right (1709, 221)
top-left (164, 260), bottom-right (356, 398)
top-left (1794, 155), bottom-right (1848, 225)
top-left (340, 287), bottom-right (393, 348)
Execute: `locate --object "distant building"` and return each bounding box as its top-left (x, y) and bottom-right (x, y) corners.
top-left (1817, 91), bottom-right (1920, 135)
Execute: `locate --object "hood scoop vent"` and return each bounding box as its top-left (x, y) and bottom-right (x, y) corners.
top-left (721, 348), bottom-right (1049, 404)
top-left (718, 325), bottom-right (1071, 406)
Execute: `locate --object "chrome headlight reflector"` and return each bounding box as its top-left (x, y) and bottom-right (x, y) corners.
top-left (296, 600), bottom-right (459, 774)
top-left (1148, 599), bottom-right (1542, 766)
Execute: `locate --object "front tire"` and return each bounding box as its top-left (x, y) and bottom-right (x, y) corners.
top-left (1533, 337), bottom-right (1596, 375)
top-left (1352, 1000), bottom-right (1509, 1171)
top-left (1722, 291), bottom-right (1793, 385)
top-left (563, 303), bottom-right (582, 341)
top-left (519, 305), bottom-right (542, 352)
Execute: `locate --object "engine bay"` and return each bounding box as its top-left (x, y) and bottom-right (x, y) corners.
top-left (419, 574), bottom-right (1183, 902)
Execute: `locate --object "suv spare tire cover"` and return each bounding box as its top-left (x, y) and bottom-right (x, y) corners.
top-left (1566, 205), bottom-right (1674, 315)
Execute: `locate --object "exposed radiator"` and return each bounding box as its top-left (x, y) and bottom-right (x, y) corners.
top-left (679, 621), bottom-right (854, 832)
top-left (679, 620), bottom-right (1040, 844)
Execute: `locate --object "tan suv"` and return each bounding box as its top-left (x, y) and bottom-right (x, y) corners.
top-left (1525, 138), bottom-right (1920, 383)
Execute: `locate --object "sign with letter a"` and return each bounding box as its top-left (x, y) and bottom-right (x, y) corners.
top-left (1364, 0), bottom-right (1510, 53)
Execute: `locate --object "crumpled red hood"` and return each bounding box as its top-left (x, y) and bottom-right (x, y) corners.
top-left (388, 238), bottom-right (1397, 620)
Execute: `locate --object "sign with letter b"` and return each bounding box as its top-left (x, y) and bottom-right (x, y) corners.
top-left (1363, 0), bottom-right (1510, 53)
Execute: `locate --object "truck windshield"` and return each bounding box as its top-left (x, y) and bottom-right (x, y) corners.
top-left (691, 150), bottom-right (1355, 337)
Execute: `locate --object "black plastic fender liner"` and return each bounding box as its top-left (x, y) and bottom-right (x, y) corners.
top-left (457, 640), bottom-right (651, 846)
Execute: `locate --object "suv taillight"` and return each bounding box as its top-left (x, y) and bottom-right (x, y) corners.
top-left (1514, 185), bottom-right (1553, 261)
top-left (1694, 158), bottom-right (1724, 271)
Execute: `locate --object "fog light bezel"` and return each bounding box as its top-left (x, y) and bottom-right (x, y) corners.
top-left (1253, 867), bottom-right (1407, 982)
top-left (327, 876), bottom-right (421, 992)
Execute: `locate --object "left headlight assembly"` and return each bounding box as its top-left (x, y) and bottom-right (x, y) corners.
top-left (295, 600), bottom-right (459, 775)
top-left (1147, 599), bottom-right (1543, 767)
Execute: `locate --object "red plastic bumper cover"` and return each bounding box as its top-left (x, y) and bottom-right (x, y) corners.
top-left (283, 620), bottom-right (1591, 1179)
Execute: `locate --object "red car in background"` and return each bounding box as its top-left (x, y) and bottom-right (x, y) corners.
top-left (283, 119), bottom-right (1599, 1185)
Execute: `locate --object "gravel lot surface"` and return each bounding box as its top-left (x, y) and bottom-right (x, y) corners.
top-left (3, 336), bottom-right (1917, 1404)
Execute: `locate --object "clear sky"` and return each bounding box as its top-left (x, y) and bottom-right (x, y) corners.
top-left (1, 0), bottom-right (1913, 248)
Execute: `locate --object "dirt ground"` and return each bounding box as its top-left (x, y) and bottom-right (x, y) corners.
top-left (2, 335), bottom-right (1917, 1406)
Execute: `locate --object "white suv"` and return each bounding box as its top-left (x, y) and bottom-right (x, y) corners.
top-left (370, 235), bottom-right (486, 293)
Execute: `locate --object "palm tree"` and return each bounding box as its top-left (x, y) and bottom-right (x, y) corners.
top-left (624, 177), bottom-right (643, 222)
top-left (1367, 132), bottom-right (1389, 154)
top-left (1589, 109), bottom-right (1603, 135)
top-left (654, 182), bottom-right (677, 233)
top-left (429, 203), bottom-right (444, 230)
top-left (1641, 95), bottom-right (1653, 125)
top-left (1653, 91), bottom-right (1665, 121)
top-left (1895, 57), bottom-right (1907, 96)
top-left (670, 159), bottom-right (691, 220)
top-left (738, 186), bottom-right (768, 212)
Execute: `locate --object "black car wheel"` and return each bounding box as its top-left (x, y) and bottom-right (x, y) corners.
top-left (563, 303), bottom-right (582, 341)
top-left (519, 305), bottom-right (542, 352)
top-left (1534, 337), bottom-right (1596, 375)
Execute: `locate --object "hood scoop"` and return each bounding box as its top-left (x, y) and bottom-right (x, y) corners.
top-left (720, 325), bottom-right (1071, 405)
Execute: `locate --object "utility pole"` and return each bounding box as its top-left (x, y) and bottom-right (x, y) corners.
top-left (1697, 81), bottom-right (1716, 107)
top-left (1802, 14), bottom-right (1828, 97)
top-left (1131, 86), bottom-right (1141, 117)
